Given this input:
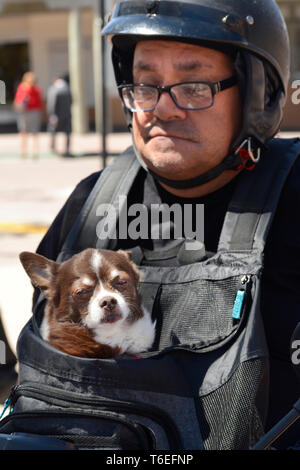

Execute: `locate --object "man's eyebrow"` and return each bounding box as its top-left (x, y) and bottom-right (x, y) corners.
top-left (133, 60), bottom-right (213, 72)
top-left (133, 61), bottom-right (156, 72)
top-left (175, 61), bottom-right (214, 71)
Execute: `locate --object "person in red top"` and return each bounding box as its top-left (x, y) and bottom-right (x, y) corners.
top-left (13, 71), bottom-right (43, 159)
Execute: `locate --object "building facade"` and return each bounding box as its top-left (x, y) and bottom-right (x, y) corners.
top-left (0, 0), bottom-right (299, 132)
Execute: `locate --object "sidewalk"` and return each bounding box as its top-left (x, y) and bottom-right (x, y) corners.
top-left (0, 131), bottom-right (131, 160)
top-left (0, 131), bottom-right (131, 363)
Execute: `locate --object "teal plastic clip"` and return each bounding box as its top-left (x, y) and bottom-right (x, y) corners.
top-left (0, 397), bottom-right (11, 420)
top-left (232, 289), bottom-right (245, 320)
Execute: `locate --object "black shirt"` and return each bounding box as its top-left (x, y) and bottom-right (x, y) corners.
top-left (36, 157), bottom-right (300, 447)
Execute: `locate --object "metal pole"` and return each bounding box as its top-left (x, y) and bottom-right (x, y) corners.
top-left (69, 7), bottom-right (88, 133)
top-left (100, 0), bottom-right (107, 168)
top-left (251, 398), bottom-right (300, 450)
top-left (93, 1), bottom-right (102, 140)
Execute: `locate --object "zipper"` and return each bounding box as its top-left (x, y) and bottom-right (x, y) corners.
top-left (0, 408), bottom-right (153, 450)
top-left (232, 274), bottom-right (252, 321)
top-left (8, 381), bottom-right (183, 450)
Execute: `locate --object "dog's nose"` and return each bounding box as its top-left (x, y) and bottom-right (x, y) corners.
top-left (100, 296), bottom-right (117, 310)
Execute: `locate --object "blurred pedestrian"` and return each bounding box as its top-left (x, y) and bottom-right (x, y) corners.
top-left (13, 71), bottom-right (43, 159)
top-left (47, 74), bottom-right (72, 157)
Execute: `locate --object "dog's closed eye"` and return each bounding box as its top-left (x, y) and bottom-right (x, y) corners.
top-left (73, 288), bottom-right (93, 298)
top-left (113, 278), bottom-right (128, 286)
top-left (111, 277), bottom-right (129, 291)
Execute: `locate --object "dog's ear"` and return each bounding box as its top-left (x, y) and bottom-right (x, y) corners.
top-left (117, 249), bottom-right (132, 260)
top-left (19, 252), bottom-right (58, 298)
top-left (117, 250), bottom-right (140, 283)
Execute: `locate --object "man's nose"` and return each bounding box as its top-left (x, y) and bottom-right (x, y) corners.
top-left (153, 90), bottom-right (186, 121)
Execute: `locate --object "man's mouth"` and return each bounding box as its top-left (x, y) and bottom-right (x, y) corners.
top-left (149, 132), bottom-right (189, 141)
top-left (145, 125), bottom-right (198, 143)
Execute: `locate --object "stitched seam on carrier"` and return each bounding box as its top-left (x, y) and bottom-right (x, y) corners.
top-left (19, 358), bottom-right (135, 387)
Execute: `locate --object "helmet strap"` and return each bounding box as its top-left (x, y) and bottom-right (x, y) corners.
top-left (137, 148), bottom-right (244, 190)
top-left (147, 156), bottom-right (242, 189)
top-left (234, 138), bottom-right (261, 172)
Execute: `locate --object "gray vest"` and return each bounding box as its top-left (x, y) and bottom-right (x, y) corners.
top-left (1, 138), bottom-right (299, 450)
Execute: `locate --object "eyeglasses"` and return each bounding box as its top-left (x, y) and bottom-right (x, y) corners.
top-left (118, 76), bottom-right (237, 112)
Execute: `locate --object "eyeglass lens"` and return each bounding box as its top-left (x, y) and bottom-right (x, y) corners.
top-left (122, 83), bottom-right (213, 111)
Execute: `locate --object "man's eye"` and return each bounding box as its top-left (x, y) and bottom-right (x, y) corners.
top-left (182, 85), bottom-right (206, 97)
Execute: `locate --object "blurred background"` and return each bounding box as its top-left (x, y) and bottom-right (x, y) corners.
top-left (0, 0), bottom-right (299, 135)
top-left (0, 0), bottom-right (127, 134)
top-left (0, 0), bottom-right (299, 403)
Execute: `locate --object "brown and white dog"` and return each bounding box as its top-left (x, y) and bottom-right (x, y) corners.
top-left (19, 248), bottom-right (156, 358)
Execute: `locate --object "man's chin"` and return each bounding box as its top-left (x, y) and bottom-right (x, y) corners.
top-left (142, 152), bottom-right (188, 178)
top-left (138, 138), bottom-right (211, 180)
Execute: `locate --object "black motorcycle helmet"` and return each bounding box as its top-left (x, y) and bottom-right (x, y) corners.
top-left (102, 0), bottom-right (290, 189)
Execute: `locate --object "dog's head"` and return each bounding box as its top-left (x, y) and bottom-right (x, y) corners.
top-left (19, 248), bottom-right (143, 329)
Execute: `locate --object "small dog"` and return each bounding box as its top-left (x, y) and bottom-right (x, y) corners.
top-left (19, 248), bottom-right (156, 358)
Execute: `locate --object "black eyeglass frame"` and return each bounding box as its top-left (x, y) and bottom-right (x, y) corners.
top-left (118, 76), bottom-right (237, 112)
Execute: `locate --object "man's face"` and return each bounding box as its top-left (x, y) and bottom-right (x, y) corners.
top-left (132, 41), bottom-right (242, 189)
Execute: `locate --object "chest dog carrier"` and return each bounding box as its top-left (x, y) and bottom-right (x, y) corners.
top-left (1, 138), bottom-right (299, 450)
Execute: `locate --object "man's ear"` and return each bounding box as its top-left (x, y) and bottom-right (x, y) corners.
top-left (19, 252), bottom-right (58, 298)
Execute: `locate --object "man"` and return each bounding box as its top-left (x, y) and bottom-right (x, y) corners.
top-left (33, 0), bottom-right (299, 449)
top-left (47, 74), bottom-right (72, 157)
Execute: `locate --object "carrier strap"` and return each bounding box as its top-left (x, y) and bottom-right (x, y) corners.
top-left (218, 138), bottom-right (300, 252)
top-left (57, 147), bottom-right (140, 262)
top-left (32, 149), bottom-right (140, 331)
top-left (58, 138), bottom-right (300, 260)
